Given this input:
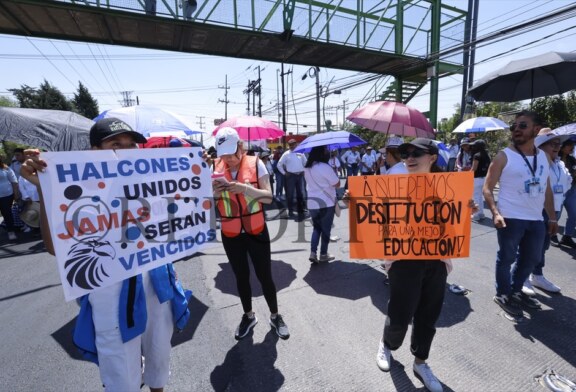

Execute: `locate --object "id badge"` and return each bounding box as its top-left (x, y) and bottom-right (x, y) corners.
top-left (529, 183), bottom-right (539, 198)
top-left (553, 184), bottom-right (564, 194)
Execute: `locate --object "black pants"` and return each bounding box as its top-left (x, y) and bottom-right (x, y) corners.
top-left (285, 173), bottom-right (304, 215)
top-left (0, 194), bottom-right (15, 231)
top-left (383, 260), bottom-right (447, 361)
top-left (221, 225), bottom-right (278, 314)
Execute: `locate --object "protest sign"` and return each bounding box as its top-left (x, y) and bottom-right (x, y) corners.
top-left (348, 172), bottom-right (473, 260)
top-left (39, 147), bottom-right (216, 301)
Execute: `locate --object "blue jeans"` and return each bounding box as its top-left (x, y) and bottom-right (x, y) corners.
top-left (274, 170), bottom-right (284, 197)
top-left (563, 185), bottom-right (576, 236)
top-left (495, 218), bottom-right (546, 296)
top-left (533, 210), bottom-right (560, 275)
top-left (309, 206), bottom-right (335, 255)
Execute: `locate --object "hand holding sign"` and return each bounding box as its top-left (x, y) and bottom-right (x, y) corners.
top-left (348, 172), bottom-right (474, 260)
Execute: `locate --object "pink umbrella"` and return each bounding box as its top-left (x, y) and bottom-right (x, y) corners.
top-left (212, 115), bottom-right (284, 143)
top-left (346, 101), bottom-right (434, 138)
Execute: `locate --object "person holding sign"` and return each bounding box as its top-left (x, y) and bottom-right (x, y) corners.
top-left (212, 127), bottom-right (290, 340)
top-left (483, 111), bottom-right (557, 317)
top-left (20, 118), bottom-right (192, 392)
top-left (370, 138), bottom-right (474, 392)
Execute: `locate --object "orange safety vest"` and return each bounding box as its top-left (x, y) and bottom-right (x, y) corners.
top-left (215, 155), bottom-right (265, 238)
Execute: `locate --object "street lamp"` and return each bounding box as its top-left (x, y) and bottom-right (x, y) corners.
top-left (302, 66), bottom-right (321, 132)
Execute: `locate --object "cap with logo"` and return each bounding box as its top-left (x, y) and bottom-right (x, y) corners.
top-left (215, 127), bottom-right (240, 156)
top-left (90, 117), bottom-right (147, 147)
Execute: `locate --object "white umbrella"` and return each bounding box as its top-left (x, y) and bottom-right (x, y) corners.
top-left (452, 117), bottom-right (509, 133)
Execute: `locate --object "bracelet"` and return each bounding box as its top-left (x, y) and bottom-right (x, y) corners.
top-left (548, 220), bottom-right (557, 223)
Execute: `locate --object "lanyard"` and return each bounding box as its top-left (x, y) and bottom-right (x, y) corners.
top-left (515, 145), bottom-right (537, 178)
top-left (551, 162), bottom-right (561, 184)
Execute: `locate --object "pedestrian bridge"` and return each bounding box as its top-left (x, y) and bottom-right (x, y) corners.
top-left (0, 0), bottom-right (465, 83)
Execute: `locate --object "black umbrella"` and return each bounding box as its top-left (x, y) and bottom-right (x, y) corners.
top-left (0, 108), bottom-right (93, 151)
top-left (468, 51), bottom-right (576, 102)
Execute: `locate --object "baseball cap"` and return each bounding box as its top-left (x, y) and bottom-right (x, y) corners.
top-left (385, 135), bottom-right (404, 148)
top-left (398, 138), bottom-right (439, 155)
top-left (90, 117), bottom-right (147, 147)
top-left (288, 139), bottom-right (297, 145)
top-left (215, 127), bottom-right (240, 156)
top-left (460, 137), bottom-right (471, 145)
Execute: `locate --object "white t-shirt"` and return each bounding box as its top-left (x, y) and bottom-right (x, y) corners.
top-left (304, 162), bottom-right (339, 210)
top-left (361, 153), bottom-right (376, 172)
top-left (230, 159), bottom-right (268, 180)
top-left (386, 162), bottom-right (408, 174)
top-left (328, 156), bottom-right (341, 171)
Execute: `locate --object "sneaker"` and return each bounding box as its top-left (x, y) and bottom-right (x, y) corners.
top-left (235, 314), bottom-right (257, 340)
top-left (413, 362), bottom-right (443, 392)
top-left (550, 234), bottom-right (559, 245)
top-left (376, 339), bottom-right (391, 372)
top-left (521, 279), bottom-right (536, 296)
top-left (510, 291), bottom-right (542, 309)
top-left (319, 253), bottom-right (335, 262)
top-left (7, 232), bottom-right (17, 241)
top-left (529, 274), bottom-right (561, 293)
top-left (269, 314), bottom-right (290, 340)
top-left (21, 225), bottom-right (32, 233)
top-left (560, 235), bottom-right (576, 249)
top-left (493, 294), bottom-right (523, 317)
top-left (309, 252), bottom-right (319, 263)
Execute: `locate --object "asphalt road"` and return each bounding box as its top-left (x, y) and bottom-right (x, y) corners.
top-left (1, 203), bottom-right (575, 392)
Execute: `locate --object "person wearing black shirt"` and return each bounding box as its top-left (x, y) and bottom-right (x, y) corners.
top-left (470, 139), bottom-right (491, 221)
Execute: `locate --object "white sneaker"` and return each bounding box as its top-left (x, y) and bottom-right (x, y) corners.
top-left (522, 279), bottom-right (536, 296)
top-left (376, 339), bottom-right (391, 371)
top-left (319, 253), bottom-right (335, 262)
top-left (7, 232), bottom-right (17, 241)
top-left (413, 362), bottom-right (443, 392)
top-left (530, 274), bottom-right (561, 293)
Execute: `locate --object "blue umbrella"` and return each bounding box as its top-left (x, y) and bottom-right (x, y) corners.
top-left (552, 123), bottom-right (576, 136)
top-left (452, 117), bottom-right (509, 133)
top-left (293, 131), bottom-right (367, 153)
top-left (94, 105), bottom-right (204, 137)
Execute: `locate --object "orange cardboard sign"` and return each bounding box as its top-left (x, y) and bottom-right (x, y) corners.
top-left (348, 172), bottom-right (474, 260)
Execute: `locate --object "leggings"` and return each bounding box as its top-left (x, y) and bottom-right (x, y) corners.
top-left (221, 225), bottom-right (278, 314)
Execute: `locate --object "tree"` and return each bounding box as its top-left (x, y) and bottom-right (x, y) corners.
top-left (36, 79), bottom-right (72, 111)
top-left (0, 96), bottom-right (17, 107)
top-left (8, 84), bottom-right (38, 108)
top-left (72, 81), bottom-right (99, 119)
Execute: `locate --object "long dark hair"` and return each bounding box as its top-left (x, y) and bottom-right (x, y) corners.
top-left (305, 146), bottom-right (328, 168)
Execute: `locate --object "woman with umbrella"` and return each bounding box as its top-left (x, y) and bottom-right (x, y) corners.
top-left (303, 146), bottom-right (340, 263)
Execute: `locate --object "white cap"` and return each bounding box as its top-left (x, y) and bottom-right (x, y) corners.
top-left (535, 132), bottom-right (569, 148)
top-left (215, 127), bottom-right (240, 156)
top-left (385, 135), bottom-right (404, 148)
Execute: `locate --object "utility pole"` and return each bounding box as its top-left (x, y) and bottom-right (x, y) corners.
top-left (257, 65), bottom-right (262, 117)
top-left (218, 74), bottom-right (230, 120)
top-left (196, 116), bottom-right (205, 131)
top-left (244, 80), bottom-right (251, 115)
top-left (120, 91), bottom-right (135, 107)
top-left (276, 69), bottom-right (281, 125)
top-left (280, 63), bottom-right (292, 148)
top-left (342, 99), bottom-right (348, 129)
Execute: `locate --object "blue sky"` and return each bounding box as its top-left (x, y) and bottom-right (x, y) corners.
top-left (1, 0), bottom-right (575, 143)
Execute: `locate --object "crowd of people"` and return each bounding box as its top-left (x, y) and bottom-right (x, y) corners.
top-left (1, 109), bottom-right (575, 392)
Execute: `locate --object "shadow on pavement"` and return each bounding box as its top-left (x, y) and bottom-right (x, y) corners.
top-left (171, 295), bottom-right (209, 347)
top-left (0, 283), bottom-right (61, 302)
top-left (213, 260), bottom-right (297, 298)
top-left (302, 260), bottom-right (388, 313)
top-left (52, 295), bottom-right (210, 362)
top-left (436, 285), bottom-right (473, 328)
top-left (389, 359), bottom-right (456, 392)
top-left (514, 292), bottom-right (576, 368)
top-left (210, 330), bottom-right (283, 392)
top-left (0, 237), bottom-right (45, 259)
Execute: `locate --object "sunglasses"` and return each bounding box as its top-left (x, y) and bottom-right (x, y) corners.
top-left (547, 141), bottom-right (562, 148)
top-left (510, 122), bottom-right (528, 131)
top-left (400, 149), bottom-right (429, 159)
